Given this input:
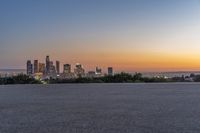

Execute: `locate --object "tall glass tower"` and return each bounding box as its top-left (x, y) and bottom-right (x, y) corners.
top-left (46, 55), bottom-right (50, 74)
top-left (26, 60), bottom-right (33, 75)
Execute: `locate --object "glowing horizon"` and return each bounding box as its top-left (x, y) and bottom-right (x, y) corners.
top-left (1, 0), bottom-right (200, 72)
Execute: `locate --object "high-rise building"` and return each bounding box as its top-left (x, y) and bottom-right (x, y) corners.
top-left (26, 60), bottom-right (33, 75)
top-left (74, 63), bottom-right (85, 76)
top-left (39, 63), bottom-right (45, 74)
top-left (108, 67), bottom-right (113, 76)
top-left (56, 61), bottom-right (60, 74)
top-left (46, 55), bottom-right (50, 74)
top-left (34, 60), bottom-right (39, 73)
top-left (49, 61), bottom-right (56, 74)
top-left (63, 64), bottom-right (71, 74)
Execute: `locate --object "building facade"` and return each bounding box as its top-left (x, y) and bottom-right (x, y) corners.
top-left (26, 60), bottom-right (33, 75)
top-left (34, 60), bottom-right (39, 73)
top-left (108, 67), bottom-right (113, 76)
top-left (74, 63), bottom-right (85, 77)
top-left (56, 61), bottom-right (60, 74)
top-left (63, 64), bottom-right (71, 74)
top-left (46, 55), bottom-right (50, 74)
top-left (39, 63), bottom-right (45, 74)
top-left (96, 67), bottom-right (102, 75)
top-left (49, 61), bottom-right (56, 74)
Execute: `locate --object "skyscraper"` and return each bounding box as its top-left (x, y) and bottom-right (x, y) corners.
top-left (108, 67), bottom-right (113, 76)
top-left (63, 64), bottom-right (71, 74)
top-left (39, 63), bottom-right (45, 74)
top-left (46, 55), bottom-right (50, 74)
top-left (49, 61), bottom-right (56, 74)
top-left (26, 60), bottom-right (33, 75)
top-left (56, 61), bottom-right (60, 74)
top-left (34, 60), bottom-right (39, 73)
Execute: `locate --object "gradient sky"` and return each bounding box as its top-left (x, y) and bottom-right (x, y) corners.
top-left (1, 0), bottom-right (200, 72)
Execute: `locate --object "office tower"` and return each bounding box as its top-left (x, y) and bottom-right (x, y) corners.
top-left (74, 63), bottom-right (85, 76)
top-left (49, 61), bottom-right (56, 74)
top-left (26, 60), bottom-right (33, 75)
top-left (39, 63), bottom-right (45, 74)
top-left (52, 66), bottom-right (56, 74)
top-left (46, 55), bottom-right (50, 74)
top-left (108, 67), bottom-right (113, 76)
top-left (34, 60), bottom-right (39, 73)
top-left (96, 67), bottom-right (102, 74)
top-left (63, 64), bottom-right (71, 74)
top-left (56, 61), bottom-right (60, 74)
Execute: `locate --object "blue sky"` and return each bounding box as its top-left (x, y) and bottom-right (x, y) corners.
top-left (0, 0), bottom-right (200, 71)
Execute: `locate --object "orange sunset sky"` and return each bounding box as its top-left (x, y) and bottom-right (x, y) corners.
top-left (1, 0), bottom-right (200, 72)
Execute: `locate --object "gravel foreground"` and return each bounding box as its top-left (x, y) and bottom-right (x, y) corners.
top-left (0, 83), bottom-right (200, 133)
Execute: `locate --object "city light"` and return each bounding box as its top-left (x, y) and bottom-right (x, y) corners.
top-left (27, 55), bottom-right (113, 79)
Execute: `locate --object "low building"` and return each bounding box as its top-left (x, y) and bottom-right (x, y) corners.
top-left (63, 64), bottom-right (71, 74)
top-left (87, 71), bottom-right (96, 78)
top-left (74, 63), bottom-right (85, 77)
top-left (108, 67), bottom-right (113, 76)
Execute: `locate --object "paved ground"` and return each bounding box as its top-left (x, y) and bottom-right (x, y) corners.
top-left (0, 83), bottom-right (200, 133)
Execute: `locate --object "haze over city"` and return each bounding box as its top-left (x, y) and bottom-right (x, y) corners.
top-left (1, 0), bottom-right (200, 72)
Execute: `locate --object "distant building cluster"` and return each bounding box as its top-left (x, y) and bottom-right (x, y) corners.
top-left (27, 55), bottom-right (113, 79)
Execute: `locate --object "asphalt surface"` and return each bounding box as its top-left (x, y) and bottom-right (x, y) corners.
top-left (0, 83), bottom-right (200, 133)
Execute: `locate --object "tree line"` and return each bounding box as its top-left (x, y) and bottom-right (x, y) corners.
top-left (0, 74), bottom-right (41, 85)
top-left (1, 72), bottom-right (200, 85)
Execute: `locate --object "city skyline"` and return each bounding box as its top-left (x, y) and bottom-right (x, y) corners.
top-left (26, 55), bottom-right (112, 74)
top-left (1, 0), bottom-right (200, 72)
top-left (25, 55), bottom-right (113, 79)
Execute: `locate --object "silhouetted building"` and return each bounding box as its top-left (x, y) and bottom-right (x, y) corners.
top-left (108, 67), bottom-right (113, 76)
top-left (46, 55), bottom-right (50, 74)
top-left (63, 64), bottom-right (71, 74)
top-left (39, 63), bottom-right (45, 74)
top-left (34, 60), bottom-right (39, 73)
top-left (74, 63), bottom-right (85, 76)
top-left (56, 61), bottom-right (60, 74)
top-left (26, 60), bottom-right (33, 75)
